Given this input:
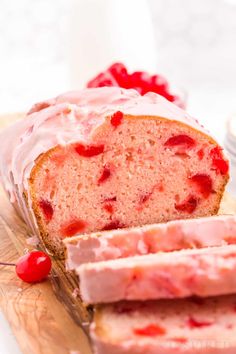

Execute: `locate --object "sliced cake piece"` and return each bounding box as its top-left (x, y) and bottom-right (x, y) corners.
top-left (0, 87), bottom-right (229, 258)
top-left (64, 215), bottom-right (236, 269)
top-left (91, 295), bottom-right (236, 354)
top-left (77, 245), bottom-right (236, 304)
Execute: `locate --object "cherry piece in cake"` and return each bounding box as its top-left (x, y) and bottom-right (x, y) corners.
top-left (74, 144), bottom-right (105, 157)
top-left (175, 196), bottom-right (198, 213)
top-left (189, 174), bottom-right (213, 198)
top-left (164, 134), bottom-right (196, 148)
top-left (39, 199), bottom-right (54, 222)
top-left (134, 324), bottom-right (166, 336)
top-left (210, 146), bottom-right (229, 175)
top-left (60, 219), bottom-right (87, 237)
top-left (110, 111), bottom-right (124, 127)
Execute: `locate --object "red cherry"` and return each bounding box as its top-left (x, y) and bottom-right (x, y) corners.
top-left (110, 111), bottom-right (124, 127)
top-left (134, 324), bottom-right (166, 336)
top-left (189, 174), bottom-right (213, 198)
top-left (163, 93), bottom-right (179, 102)
top-left (74, 143), bottom-right (104, 157)
top-left (108, 63), bottom-right (129, 87)
top-left (164, 134), bottom-right (196, 148)
top-left (15, 251), bottom-right (52, 283)
top-left (210, 146), bottom-right (229, 175)
top-left (175, 195), bottom-right (198, 213)
top-left (129, 71), bottom-right (152, 94)
top-left (150, 75), bottom-right (169, 95)
top-left (87, 72), bottom-right (119, 88)
top-left (85, 63), bottom-right (185, 107)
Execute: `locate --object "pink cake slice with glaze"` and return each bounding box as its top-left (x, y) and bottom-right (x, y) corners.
top-left (0, 87), bottom-right (229, 257)
top-left (77, 244), bottom-right (236, 304)
top-left (91, 295), bottom-right (236, 354)
top-left (64, 214), bottom-right (236, 269)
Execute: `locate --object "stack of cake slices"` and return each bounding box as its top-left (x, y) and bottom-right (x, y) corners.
top-left (0, 87), bottom-right (235, 353)
top-left (64, 215), bottom-right (236, 353)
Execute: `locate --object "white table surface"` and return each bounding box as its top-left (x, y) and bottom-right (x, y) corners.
top-left (0, 312), bottom-right (22, 354)
top-left (0, 87), bottom-right (235, 354)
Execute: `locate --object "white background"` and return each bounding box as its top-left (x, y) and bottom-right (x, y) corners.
top-left (0, 0), bottom-right (236, 352)
top-left (0, 0), bottom-right (236, 115)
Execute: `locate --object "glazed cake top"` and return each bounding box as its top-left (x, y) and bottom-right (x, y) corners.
top-left (0, 87), bottom-right (212, 202)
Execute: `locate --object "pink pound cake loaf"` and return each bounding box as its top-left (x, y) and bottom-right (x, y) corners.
top-left (64, 214), bottom-right (236, 269)
top-left (91, 295), bottom-right (236, 354)
top-left (77, 245), bottom-right (236, 304)
top-left (0, 87), bottom-right (229, 257)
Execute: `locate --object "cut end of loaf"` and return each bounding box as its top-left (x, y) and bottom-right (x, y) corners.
top-left (91, 295), bottom-right (236, 354)
top-left (29, 114), bottom-right (229, 257)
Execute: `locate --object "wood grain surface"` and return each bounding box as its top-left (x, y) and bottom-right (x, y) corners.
top-left (0, 114), bottom-right (235, 354)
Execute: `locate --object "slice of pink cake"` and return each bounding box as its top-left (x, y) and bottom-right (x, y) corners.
top-left (77, 245), bottom-right (236, 304)
top-left (91, 295), bottom-right (236, 354)
top-left (64, 215), bottom-right (236, 269)
top-left (0, 87), bottom-right (229, 258)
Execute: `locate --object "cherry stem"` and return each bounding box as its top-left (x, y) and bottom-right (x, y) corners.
top-left (0, 262), bottom-right (16, 266)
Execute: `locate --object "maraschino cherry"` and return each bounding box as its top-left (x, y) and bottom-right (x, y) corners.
top-left (87, 62), bottom-right (185, 108)
top-left (0, 251), bottom-right (52, 283)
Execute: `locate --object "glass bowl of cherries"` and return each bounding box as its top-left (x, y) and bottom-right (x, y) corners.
top-left (87, 62), bottom-right (186, 109)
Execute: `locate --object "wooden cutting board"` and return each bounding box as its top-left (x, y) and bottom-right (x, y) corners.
top-left (0, 114), bottom-right (235, 354)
